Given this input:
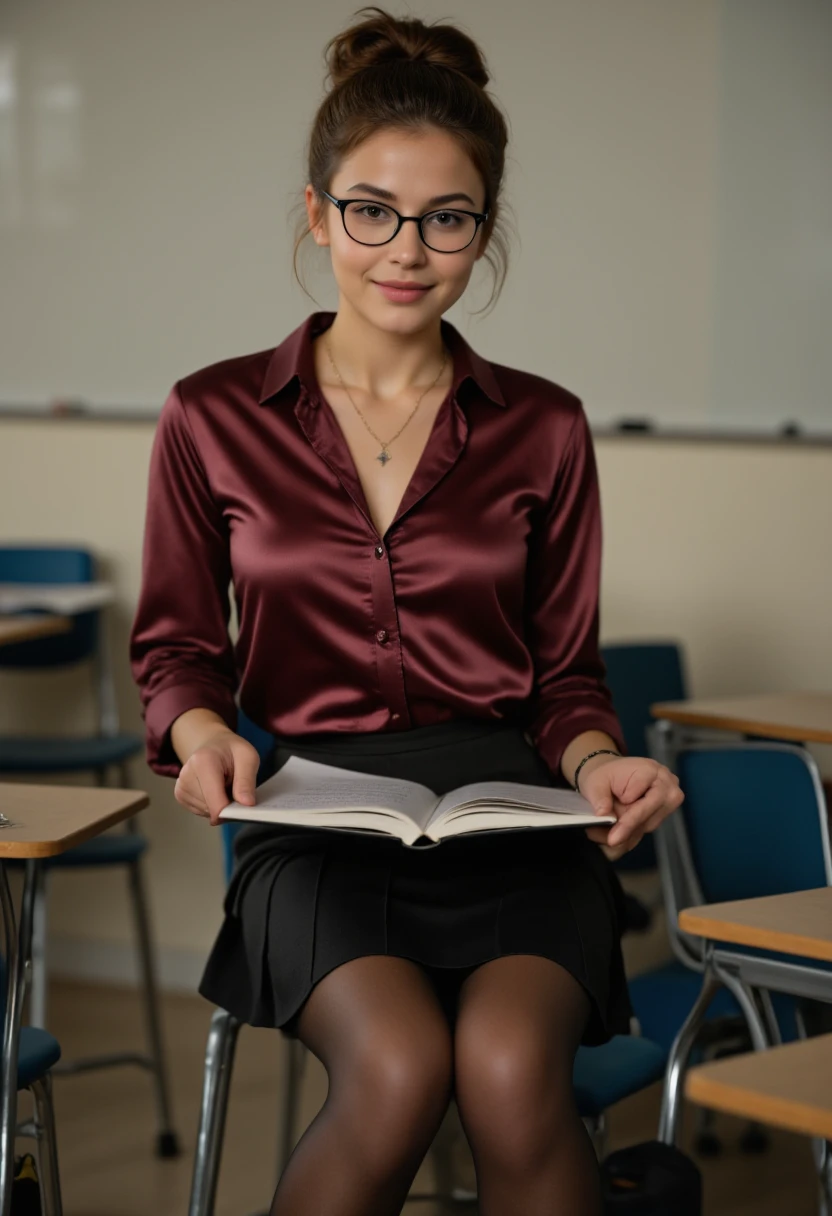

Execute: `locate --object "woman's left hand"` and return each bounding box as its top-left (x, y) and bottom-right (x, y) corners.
top-left (580, 755), bottom-right (684, 862)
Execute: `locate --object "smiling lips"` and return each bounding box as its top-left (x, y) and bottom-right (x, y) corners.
top-left (373, 280), bottom-right (434, 303)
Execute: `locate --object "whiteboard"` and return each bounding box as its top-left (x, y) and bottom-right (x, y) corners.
top-left (0, 0), bottom-right (829, 434)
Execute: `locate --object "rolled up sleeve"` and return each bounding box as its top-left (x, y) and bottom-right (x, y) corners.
top-left (524, 406), bottom-right (625, 782)
top-left (130, 383), bottom-right (237, 777)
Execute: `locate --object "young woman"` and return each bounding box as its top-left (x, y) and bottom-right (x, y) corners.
top-left (131, 9), bottom-right (683, 1214)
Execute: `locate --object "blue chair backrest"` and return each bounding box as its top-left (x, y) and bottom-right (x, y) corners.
top-left (221, 709), bottom-right (276, 883)
top-left (0, 546), bottom-right (98, 668)
top-left (600, 642), bottom-right (687, 872)
top-left (600, 642), bottom-right (687, 757)
top-left (676, 745), bottom-right (831, 904)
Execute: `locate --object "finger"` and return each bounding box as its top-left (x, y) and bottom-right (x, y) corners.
top-left (599, 841), bottom-right (629, 862)
top-left (230, 744), bottom-right (260, 806)
top-left (178, 792), bottom-right (211, 818)
top-left (639, 797), bottom-right (682, 837)
top-left (191, 755), bottom-right (232, 826)
top-left (607, 783), bottom-right (672, 845)
top-left (585, 824), bottom-right (612, 845)
top-left (174, 778), bottom-right (206, 814)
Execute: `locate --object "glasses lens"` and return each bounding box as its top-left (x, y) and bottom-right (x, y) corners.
top-left (343, 201), bottom-right (399, 245)
top-left (421, 210), bottom-right (477, 252)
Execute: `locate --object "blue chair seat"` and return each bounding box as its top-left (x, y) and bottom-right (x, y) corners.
top-left (628, 960), bottom-right (801, 1054)
top-left (573, 1036), bottom-right (667, 1118)
top-left (16, 1028), bottom-right (61, 1090)
top-left (0, 733), bottom-right (143, 774)
top-left (2, 833), bottom-right (148, 870)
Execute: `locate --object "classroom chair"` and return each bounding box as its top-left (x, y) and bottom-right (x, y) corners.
top-left (0, 545), bottom-right (178, 1157)
top-left (652, 742), bottom-right (832, 1195)
top-left (0, 958), bottom-right (63, 1215)
top-left (187, 711), bottom-right (671, 1214)
top-left (600, 641), bottom-right (689, 876)
top-left (602, 642), bottom-right (783, 1153)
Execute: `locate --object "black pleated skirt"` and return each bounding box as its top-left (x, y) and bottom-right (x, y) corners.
top-left (199, 718), bottom-right (632, 1045)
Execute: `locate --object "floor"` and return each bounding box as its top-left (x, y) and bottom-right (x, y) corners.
top-left (23, 976), bottom-right (821, 1216)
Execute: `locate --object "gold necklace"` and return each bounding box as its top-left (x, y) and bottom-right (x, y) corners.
top-left (324, 339), bottom-right (448, 467)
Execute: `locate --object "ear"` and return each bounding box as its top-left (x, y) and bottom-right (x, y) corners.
top-left (305, 184), bottom-right (330, 248)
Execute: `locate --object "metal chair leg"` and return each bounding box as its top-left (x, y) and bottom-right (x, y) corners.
top-left (715, 969), bottom-right (771, 1053)
top-left (658, 963), bottom-right (721, 1145)
top-left (29, 867), bottom-right (49, 1030)
top-left (757, 988), bottom-right (783, 1048)
top-left (127, 856), bottom-right (179, 1156)
top-left (585, 1112), bottom-right (607, 1161)
top-left (188, 1009), bottom-right (241, 1216)
top-left (30, 1075), bottom-right (63, 1216)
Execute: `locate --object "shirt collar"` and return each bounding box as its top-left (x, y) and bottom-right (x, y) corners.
top-left (259, 311), bottom-right (506, 408)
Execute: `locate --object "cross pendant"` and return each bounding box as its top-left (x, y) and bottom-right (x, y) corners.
top-left (377, 449), bottom-right (391, 466)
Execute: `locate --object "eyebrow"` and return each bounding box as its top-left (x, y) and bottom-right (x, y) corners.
top-left (346, 182), bottom-right (478, 209)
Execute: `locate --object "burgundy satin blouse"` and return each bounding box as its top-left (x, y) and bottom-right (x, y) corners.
top-left (130, 311), bottom-right (624, 779)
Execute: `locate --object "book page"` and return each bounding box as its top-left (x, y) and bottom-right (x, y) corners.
top-left (434, 807), bottom-right (610, 840)
top-left (219, 755), bottom-right (439, 832)
top-left (427, 779), bottom-right (613, 829)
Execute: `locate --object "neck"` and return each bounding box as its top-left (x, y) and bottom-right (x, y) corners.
top-left (321, 300), bottom-right (447, 402)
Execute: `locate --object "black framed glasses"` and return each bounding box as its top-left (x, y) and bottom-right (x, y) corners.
top-left (320, 190), bottom-right (488, 253)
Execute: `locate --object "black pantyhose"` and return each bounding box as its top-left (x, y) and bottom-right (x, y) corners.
top-left (268, 954), bottom-right (600, 1216)
top-left (453, 954), bottom-right (601, 1216)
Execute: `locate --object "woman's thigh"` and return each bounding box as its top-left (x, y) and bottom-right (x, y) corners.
top-left (295, 955), bottom-right (455, 1115)
top-left (451, 955), bottom-right (591, 1148)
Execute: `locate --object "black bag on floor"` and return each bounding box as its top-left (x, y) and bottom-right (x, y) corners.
top-left (600, 1140), bottom-right (702, 1215)
top-left (10, 1154), bottom-right (41, 1216)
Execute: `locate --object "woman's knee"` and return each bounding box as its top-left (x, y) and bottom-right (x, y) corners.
top-left (358, 1018), bottom-right (453, 1110)
top-left (296, 956), bottom-right (455, 1165)
top-left (454, 1015), bottom-right (577, 1167)
top-left (329, 1022), bottom-right (453, 1172)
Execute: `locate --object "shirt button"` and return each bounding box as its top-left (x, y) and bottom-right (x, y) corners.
top-left (391, 712), bottom-right (400, 720)
top-left (376, 629), bottom-right (389, 644)
top-left (374, 545), bottom-right (385, 559)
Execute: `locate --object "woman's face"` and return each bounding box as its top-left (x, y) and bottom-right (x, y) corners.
top-left (305, 126), bottom-right (488, 337)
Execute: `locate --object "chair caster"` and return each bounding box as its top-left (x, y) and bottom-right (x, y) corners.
top-left (694, 1131), bottom-right (722, 1157)
top-left (739, 1125), bottom-right (769, 1155)
top-left (156, 1130), bottom-right (181, 1158)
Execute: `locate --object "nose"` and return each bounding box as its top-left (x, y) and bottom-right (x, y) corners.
top-left (387, 217), bottom-right (427, 266)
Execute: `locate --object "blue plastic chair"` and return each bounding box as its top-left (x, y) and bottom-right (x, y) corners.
top-left (600, 641), bottom-right (688, 872)
top-left (655, 743), bottom-right (832, 1149)
top-left (0, 546), bottom-right (178, 1157)
top-left (0, 957), bottom-right (63, 1214)
top-left (0, 547), bottom-right (142, 773)
top-left (188, 711), bottom-right (671, 1214)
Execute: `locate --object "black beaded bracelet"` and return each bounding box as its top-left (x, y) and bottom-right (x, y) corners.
top-left (572, 749), bottom-right (621, 793)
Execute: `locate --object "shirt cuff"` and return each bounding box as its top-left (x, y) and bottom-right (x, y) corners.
top-left (143, 682), bottom-right (238, 778)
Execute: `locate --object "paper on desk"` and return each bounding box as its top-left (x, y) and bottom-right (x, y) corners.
top-left (0, 583), bottom-right (115, 614)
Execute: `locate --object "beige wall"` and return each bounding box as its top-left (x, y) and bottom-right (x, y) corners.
top-left (1, 420), bottom-right (829, 985)
top-left (1, 0), bottom-right (830, 987)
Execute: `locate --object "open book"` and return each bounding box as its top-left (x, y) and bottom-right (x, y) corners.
top-left (219, 755), bottom-right (614, 848)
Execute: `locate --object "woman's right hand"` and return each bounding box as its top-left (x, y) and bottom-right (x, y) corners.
top-left (173, 726), bottom-right (260, 826)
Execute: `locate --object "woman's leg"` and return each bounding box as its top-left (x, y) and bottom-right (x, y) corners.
top-left (453, 954), bottom-right (601, 1216)
top-left (269, 955), bottom-right (454, 1216)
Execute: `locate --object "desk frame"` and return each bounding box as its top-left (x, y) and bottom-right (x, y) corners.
top-left (648, 718), bottom-right (832, 1205)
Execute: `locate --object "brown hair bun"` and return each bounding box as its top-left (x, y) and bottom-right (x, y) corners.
top-left (326, 6), bottom-right (489, 91)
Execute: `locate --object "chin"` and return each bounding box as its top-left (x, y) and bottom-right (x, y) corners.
top-left (366, 289), bottom-right (454, 333)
